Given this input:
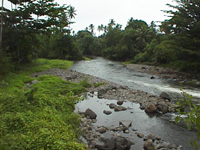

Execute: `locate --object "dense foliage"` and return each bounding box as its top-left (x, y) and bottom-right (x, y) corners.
top-left (0, 0), bottom-right (82, 77)
top-left (75, 0), bottom-right (200, 73)
top-left (0, 59), bottom-right (87, 150)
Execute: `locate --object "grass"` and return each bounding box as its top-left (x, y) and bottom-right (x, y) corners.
top-left (0, 59), bottom-right (87, 150)
top-left (83, 56), bottom-right (91, 61)
top-left (94, 82), bottom-right (107, 88)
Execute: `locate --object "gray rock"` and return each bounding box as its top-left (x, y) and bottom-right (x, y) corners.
top-left (84, 108), bottom-right (97, 119)
top-left (136, 132), bottom-right (144, 138)
top-left (115, 136), bottom-right (132, 150)
top-left (117, 100), bottom-right (124, 105)
top-left (95, 138), bottom-right (115, 150)
top-left (109, 103), bottom-right (117, 109)
top-left (144, 139), bottom-right (154, 150)
top-left (98, 88), bottom-right (107, 97)
top-left (65, 74), bottom-right (78, 80)
top-left (98, 127), bottom-right (107, 134)
top-left (156, 102), bottom-right (168, 113)
top-left (160, 92), bottom-right (171, 101)
top-left (119, 120), bottom-right (132, 128)
top-left (114, 106), bottom-right (127, 112)
top-left (144, 134), bottom-right (156, 142)
top-left (31, 80), bottom-right (39, 84)
top-left (103, 110), bottom-right (112, 115)
top-left (145, 104), bottom-right (157, 113)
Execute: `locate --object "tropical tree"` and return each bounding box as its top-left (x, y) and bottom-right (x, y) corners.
top-left (89, 24), bottom-right (95, 34)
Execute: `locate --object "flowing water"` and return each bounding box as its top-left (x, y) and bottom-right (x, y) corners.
top-left (71, 57), bottom-right (200, 99)
top-left (72, 57), bottom-right (200, 150)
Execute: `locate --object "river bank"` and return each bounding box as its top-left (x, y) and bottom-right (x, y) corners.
top-left (31, 67), bottom-right (197, 150)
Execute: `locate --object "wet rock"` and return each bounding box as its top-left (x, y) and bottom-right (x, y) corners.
top-left (119, 120), bottom-right (132, 128)
top-left (144, 139), bottom-right (154, 150)
top-left (84, 108), bottom-right (97, 119)
top-left (117, 100), bottom-right (124, 105)
top-left (156, 102), bottom-right (168, 113)
top-left (145, 104), bottom-right (157, 113)
top-left (95, 138), bottom-right (115, 150)
top-left (103, 110), bottom-right (112, 115)
top-left (136, 132), bottom-right (144, 138)
top-left (98, 127), bottom-right (107, 134)
top-left (144, 134), bottom-right (156, 142)
top-left (115, 136), bottom-right (132, 150)
top-left (150, 76), bottom-right (155, 79)
top-left (160, 92), bottom-right (171, 101)
top-left (109, 103), bottom-right (117, 109)
top-left (114, 106), bottom-right (127, 112)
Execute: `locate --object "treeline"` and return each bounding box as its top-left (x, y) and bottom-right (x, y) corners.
top-left (1, 0), bottom-right (200, 77)
top-left (80, 0), bottom-right (200, 72)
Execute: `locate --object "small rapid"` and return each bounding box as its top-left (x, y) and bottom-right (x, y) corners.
top-left (71, 57), bottom-right (200, 99)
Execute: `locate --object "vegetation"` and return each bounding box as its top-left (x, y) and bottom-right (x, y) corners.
top-left (175, 92), bottom-right (200, 150)
top-left (0, 59), bottom-right (87, 150)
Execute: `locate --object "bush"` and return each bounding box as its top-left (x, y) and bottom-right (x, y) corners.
top-left (133, 51), bottom-right (149, 63)
top-left (175, 92), bottom-right (200, 150)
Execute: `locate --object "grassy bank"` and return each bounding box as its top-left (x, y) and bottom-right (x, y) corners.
top-left (0, 59), bottom-right (87, 150)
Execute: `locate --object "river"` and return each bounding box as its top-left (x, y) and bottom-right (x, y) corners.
top-left (71, 57), bottom-right (200, 150)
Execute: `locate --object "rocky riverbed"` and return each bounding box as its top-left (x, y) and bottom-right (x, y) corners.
top-left (30, 68), bottom-right (195, 150)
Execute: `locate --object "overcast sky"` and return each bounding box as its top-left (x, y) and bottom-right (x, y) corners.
top-left (4, 0), bottom-right (175, 33)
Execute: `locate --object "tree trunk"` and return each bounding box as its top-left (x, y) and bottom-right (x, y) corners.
top-left (0, 0), bottom-right (4, 52)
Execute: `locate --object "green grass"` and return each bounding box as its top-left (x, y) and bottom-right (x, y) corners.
top-left (0, 59), bottom-right (86, 150)
top-left (94, 82), bottom-right (107, 88)
top-left (83, 56), bottom-right (91, 61)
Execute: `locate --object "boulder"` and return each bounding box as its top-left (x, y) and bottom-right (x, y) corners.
top-left (136, 132), bottom-right (144, 138)
top-left (103, 110), bottom-right (112, 115)
top-left (156, 102), bottom-right (168, 113)
top-left (109, 103), bottom-right (117, 109)
top-left (160, 92), bottom-right (171, 101)
top-left (84, 108), bottom-right (97, 119)
top-left (95, 138), bottom-right (115, 150)
top-left (114, 106), bottom-right (127, 112)
top-left (145, 104), bottom-right (157, 113)
top-left (98, 127), bottom-right (107, 134)
top-left (150, 76), bottom-right (155, 79)
top-left (115, 136), bottom-right (132, 150)
top-left (144, 139), bottom-right (154, 150)
top-left (117, 100), bottom-right (124, 105)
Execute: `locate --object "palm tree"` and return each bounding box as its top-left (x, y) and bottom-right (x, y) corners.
top-left (97, 24), bottom-right (104, 32)
top-left (136, 26), bottom-right (152, 51)
top-left (68, 6), bottom-right (76, 19)
top-left (89, 24), bottom-right (94, 34)
top-left (108, 19), bottom-right (115, 29)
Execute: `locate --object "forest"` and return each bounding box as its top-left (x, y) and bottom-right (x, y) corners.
top-left (1, 0), bottom-right (200, 76)
top-left (0, 0), bottom-right (200, 149)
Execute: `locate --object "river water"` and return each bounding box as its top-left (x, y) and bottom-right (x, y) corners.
top-left (71, 57), bottom-right (200, 99)
top-left (72, 57), bottom-right (200, 150)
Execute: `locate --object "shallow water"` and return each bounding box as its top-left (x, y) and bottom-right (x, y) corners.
top-left (71, 57), bottom-right (200, 99)
top-left (76, 93), bottom-right (198, 150)
top-left (72, 57), bottom-right (200, 149)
